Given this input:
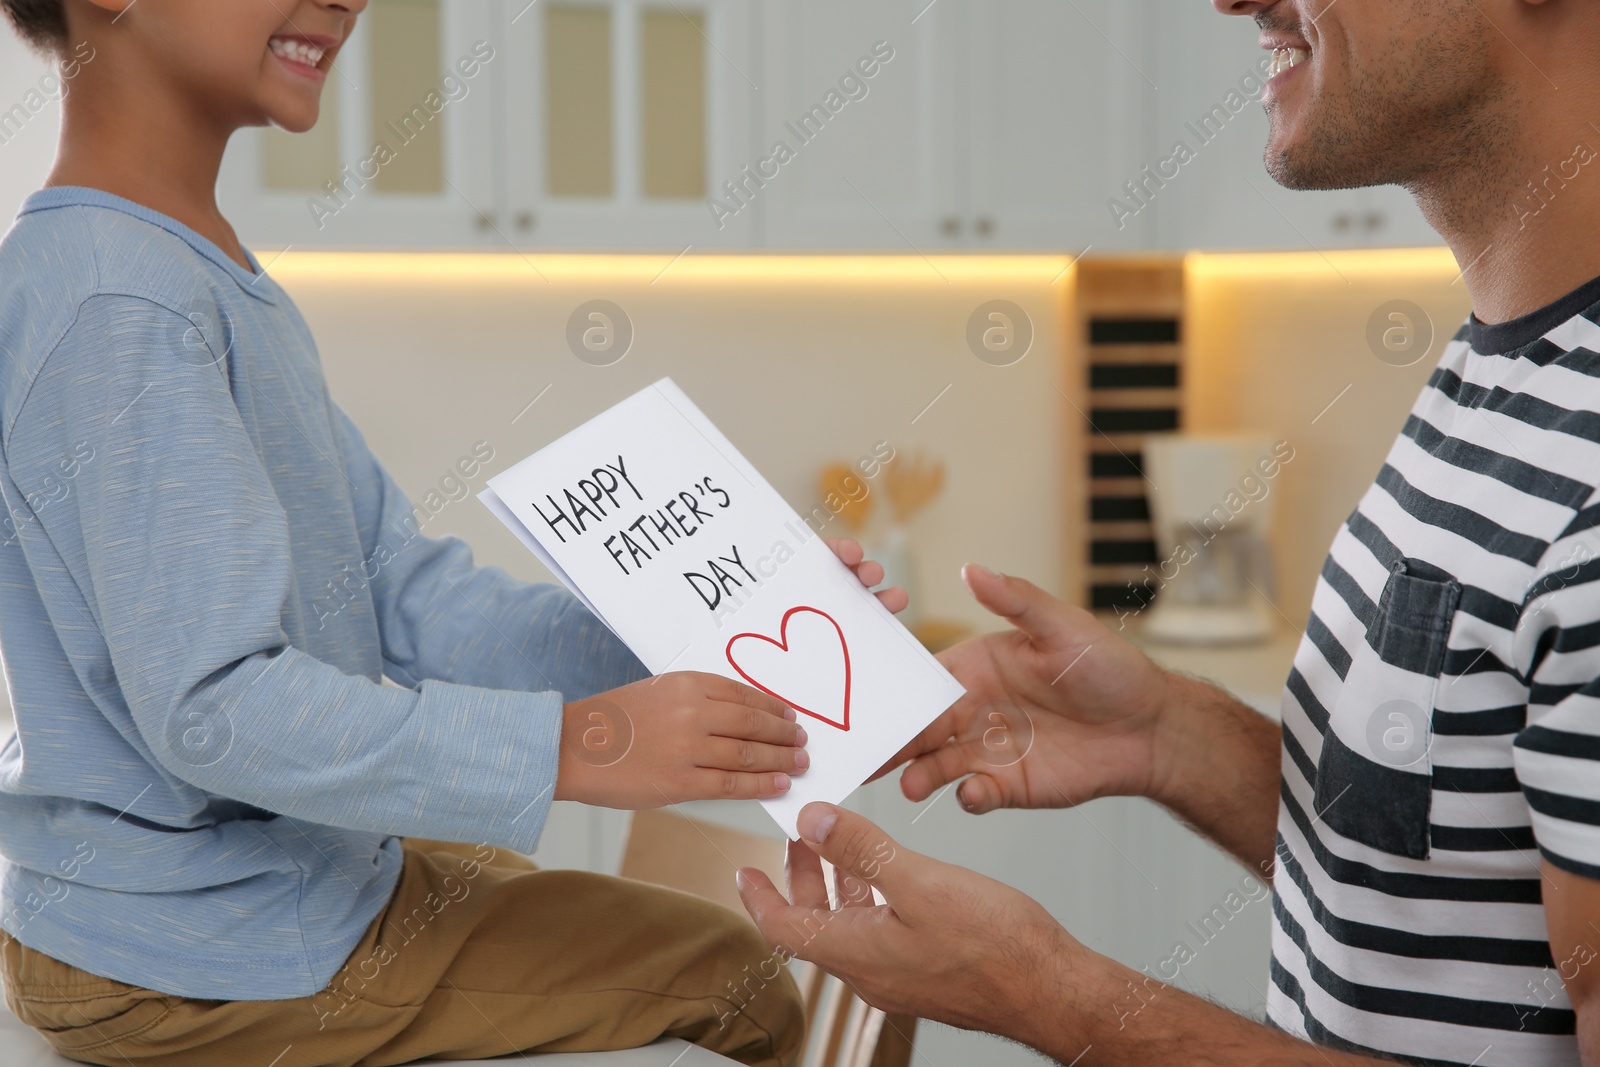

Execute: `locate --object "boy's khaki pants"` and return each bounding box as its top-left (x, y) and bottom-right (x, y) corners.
top-left (0, 839), bottom-right (804, 1067)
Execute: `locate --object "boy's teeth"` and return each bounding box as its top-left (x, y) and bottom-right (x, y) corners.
top-left (270, 37), bottom-right (326, 67)
top-left (1268, 46), bottom-right (1309, 77)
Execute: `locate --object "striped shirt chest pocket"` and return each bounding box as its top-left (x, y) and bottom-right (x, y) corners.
top-left (1313, 558), bottom-right (1462, 860)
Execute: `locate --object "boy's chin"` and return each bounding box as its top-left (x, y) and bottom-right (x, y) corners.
top-left (265, 105), bottom-right (324, 136)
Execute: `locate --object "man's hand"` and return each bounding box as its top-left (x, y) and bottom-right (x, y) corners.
top-left (888, 563), bottom-right (1281, 873)
top-left (738, 803), bottom-right (1391, 1067)
top-left (892, 563), bottom-right (1173, 811)
top-left (736, 801), bottom-right (1082, 1035)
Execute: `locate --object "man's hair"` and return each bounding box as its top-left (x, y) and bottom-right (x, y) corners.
top-left (2, 0), bottom-right (67, 54)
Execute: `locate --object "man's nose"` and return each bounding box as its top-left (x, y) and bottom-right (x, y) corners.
top-left (1213, 0), bottom-right (1273, 14)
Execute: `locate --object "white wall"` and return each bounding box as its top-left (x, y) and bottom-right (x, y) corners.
top-left (0, 30), bottom-right (57, 732)
top-left (279, 254), bottom-right (1076, 634)
top-left (0, 31), bottom-right (60, 227)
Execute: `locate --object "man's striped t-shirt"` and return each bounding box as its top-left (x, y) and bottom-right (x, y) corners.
top-left (1270, 274), bottom-right (1600, 1066)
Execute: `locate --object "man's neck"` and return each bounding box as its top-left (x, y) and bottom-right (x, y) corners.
top-left (1412, 114), bottom-right (1600, 327)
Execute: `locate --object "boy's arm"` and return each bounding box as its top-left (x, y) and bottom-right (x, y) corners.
top-left (7, 296), bottom-right (573, 848)
top-left (326, 401), bottom-right (646, 699)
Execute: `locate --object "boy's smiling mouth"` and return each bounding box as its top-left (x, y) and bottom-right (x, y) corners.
top-left (268, 34), bottom-right (334, 80)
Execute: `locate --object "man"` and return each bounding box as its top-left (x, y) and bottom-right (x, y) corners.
top-left (737, 1), bottom-right (1600, 1064)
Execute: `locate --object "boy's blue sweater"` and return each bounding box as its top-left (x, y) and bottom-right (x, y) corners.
top-left (0, 187), bottom-right (644, 999)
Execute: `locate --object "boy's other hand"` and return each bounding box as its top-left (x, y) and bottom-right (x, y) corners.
top-left (825, 538), bottom-right (909, 615)
top-left (554, 673), bottom-right (807, 809)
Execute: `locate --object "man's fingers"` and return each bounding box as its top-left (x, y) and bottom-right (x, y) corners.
top-left (707, 704), bottom-right (808, 747)
top-left (955, 772), bottom-right (1004, 815)
top-left (871, 709), bottom-right (957, 786)
top-left (696, 737), bottom-right (809, 776)
top-left (834, 864), bottom-right (876, 909)
top-left (735, 867), bottom-right (788, 936)
top-left (899, 738), bottom-right (991, 803)
top-left (796, 803), bottom-right (913, 901)
top-left (960, 563), bottom-right (1072, 647)
top-left (736, 867), bottom-right (835, 962)
top-left (785, 837), bottom-right (829, 910)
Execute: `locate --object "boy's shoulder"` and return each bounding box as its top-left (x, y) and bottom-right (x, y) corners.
top-left (0, 188), bottom-right (254, 432)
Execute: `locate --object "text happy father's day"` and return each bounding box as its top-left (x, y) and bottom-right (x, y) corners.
top-left (529, 456), bottom-right (765, 613)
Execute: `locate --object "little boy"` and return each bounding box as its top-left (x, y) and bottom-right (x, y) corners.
top-left (0, 2), bottom-right (902, 1064)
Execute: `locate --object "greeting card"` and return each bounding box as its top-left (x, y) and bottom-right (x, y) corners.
top-left (480, 379), bottom-right (964, 836)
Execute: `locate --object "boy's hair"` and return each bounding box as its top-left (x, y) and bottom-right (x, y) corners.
top-left (2, 0), bottom-right (66, 54)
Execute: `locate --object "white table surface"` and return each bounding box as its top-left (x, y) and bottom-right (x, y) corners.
top-left (0, 1005), bottom-right (736, 1066)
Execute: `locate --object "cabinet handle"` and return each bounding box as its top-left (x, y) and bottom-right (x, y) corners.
top-left (1362, 211), bottom-right (1385, 232)
top-left (475, 212), bottom-right (498, 232)
top-left (939, 216), bottom-right (963, 238)
top-left (515, 212), bottom-right (537, 232)
top-left (1331, 212), bottom-right (1353, 233)
top-left (975, 216), bottom-right (996, 238)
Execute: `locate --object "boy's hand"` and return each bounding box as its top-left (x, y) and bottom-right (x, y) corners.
top-left (555, 673), bottom-right (807, 808)
top-left (825, 537), bottom-right (909, 614)
top-left (553, 538), bottom-right (898, 810)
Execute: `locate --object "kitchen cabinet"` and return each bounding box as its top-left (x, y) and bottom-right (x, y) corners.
top-left (220, 0), bottom-right (757, 251)
top-left (750, 0), bottom-right (958, 250)
top-left (754, 0), bottom-right (1149, 252)
top-left (497, 0), bottom-right (759, 249)
top-left (215, 0), bottom-right (1442, 253)
top-left (960, 0), bottom-right (1154, 251)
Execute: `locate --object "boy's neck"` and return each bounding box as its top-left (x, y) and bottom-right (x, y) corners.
top-left (47, 63), bottom-right (255, 274)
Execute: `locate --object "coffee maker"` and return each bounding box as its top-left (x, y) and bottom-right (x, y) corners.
top-left (1138, 434), bottom-right (1279, 645)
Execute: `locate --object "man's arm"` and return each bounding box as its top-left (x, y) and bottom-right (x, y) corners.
top-left (1019, 948), bottom-right (1388, 1066)
top-left (1537, 862), bottom-right (1600, 1063)
top-left (1512, 502), bottom-right (1600, 1061)
top-left (1149, 671), bottom-right (1283, 876)
top-left (739, 803), bottom-right (1398, 1067)
top-left (895, 566), bottom-right (1283, 877)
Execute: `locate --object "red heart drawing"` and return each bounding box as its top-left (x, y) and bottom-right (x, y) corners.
top-left (725, 606), bottom-right (852, 731)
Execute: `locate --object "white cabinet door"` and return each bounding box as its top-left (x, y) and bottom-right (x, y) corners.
top-left (1143, 3), bottom-right (1440, 251)
top-left (755, 0), bottom-right (961, 250)
top-left (219, 0), bottom-right (501, 250)
top-left (958, 0), bottom-right (1151, 253)
top-left (498, 0), bottom-right (759, 250)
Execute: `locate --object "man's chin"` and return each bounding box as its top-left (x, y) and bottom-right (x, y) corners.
top-left (1263, 147), bottom-right (1322, 191)
top-left (1263, 142), bottom-right (1380, 193)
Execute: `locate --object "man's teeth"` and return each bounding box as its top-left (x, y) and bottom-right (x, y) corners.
top-left (1268, 47), bottom-right (1309, 77)
top-left (270, 37), bottom-right (326, 67)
